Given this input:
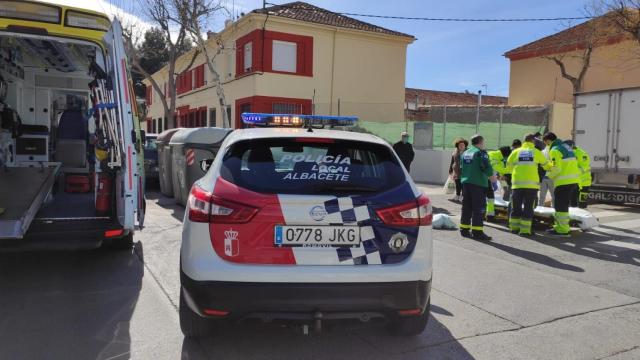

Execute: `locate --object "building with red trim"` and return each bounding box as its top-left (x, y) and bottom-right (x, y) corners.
top-left (143, 2), bottom-right (415, 132)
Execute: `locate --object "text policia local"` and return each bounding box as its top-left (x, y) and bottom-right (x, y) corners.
top-left (281, 154), bottom-right (352, 182)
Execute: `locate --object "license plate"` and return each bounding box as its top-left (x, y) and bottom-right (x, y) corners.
top-left (274, 226), bottom-right (360, 247)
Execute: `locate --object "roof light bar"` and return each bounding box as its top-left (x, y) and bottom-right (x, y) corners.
top-left (241, 113), bottom-right (358, 128)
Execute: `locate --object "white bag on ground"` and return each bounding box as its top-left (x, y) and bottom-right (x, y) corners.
top-left (444, 177), bottom-right (455, 195)
top-left (432, 214), bottom-right (458, 230)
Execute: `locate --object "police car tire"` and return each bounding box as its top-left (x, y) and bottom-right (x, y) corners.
top-left (387, 300), bottom-right (430, 336)
top-left (105, 234), bottom-right (133, 250)
top-left (180, 290), bottom-right (213, 338)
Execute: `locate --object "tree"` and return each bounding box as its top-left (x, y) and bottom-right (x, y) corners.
top-left (606, 1), bottom-right (640, 45)
top-left (542, 18), bottom-right (605, 94)
top-left (123, 0), bottom-right (201, 129)
top-left (176, 0), bottom-right (231, 128)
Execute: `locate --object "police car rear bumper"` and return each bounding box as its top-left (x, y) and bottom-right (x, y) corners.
top-left (181, 270), bottom-right (431, 320)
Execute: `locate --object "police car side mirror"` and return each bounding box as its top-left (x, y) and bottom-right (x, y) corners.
top-left (200, 159), bottom-right (214, 172)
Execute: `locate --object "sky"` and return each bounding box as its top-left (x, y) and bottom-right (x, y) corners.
top-left (95, 0), bottom-right (592, 97)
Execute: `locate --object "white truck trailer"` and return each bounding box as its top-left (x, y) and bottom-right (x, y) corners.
top-left (574, 87), bottom-right (640, 205)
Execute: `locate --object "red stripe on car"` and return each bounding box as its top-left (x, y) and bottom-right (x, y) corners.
top-left (209, 177), bottom-right (295, 264)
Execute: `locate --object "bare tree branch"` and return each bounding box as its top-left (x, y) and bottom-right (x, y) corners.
top-left (178, 0), bottom-right (231, 127)
top-left (605, 0), bottom-right (640, 45)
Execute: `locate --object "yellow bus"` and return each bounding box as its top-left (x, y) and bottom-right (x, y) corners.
top-left (0, 1), bottom-right (145, 249)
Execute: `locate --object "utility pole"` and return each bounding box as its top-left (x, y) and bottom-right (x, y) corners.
top-left (475, 90), bottom-right (482, 134)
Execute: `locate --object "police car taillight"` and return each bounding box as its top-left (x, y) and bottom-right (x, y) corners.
top-left (209, 196), bottom-right (258, 224)
top-left (376, 194), bottom-right (432, 226)
top-left (188, 185), bottom-right (212, 222)
top-left (188, 185), bottom-right (258, 223)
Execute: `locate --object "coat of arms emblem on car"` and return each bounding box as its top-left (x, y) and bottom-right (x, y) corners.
top-left (388, 232), bottom-right (409, 253)
top-left (224, 229), bottom-right (239, 256)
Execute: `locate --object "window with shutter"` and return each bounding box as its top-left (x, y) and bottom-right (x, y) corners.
top-left (272, 40), bottom-right (297, 73)
top-left (244, 41), bottom-right (252, 72)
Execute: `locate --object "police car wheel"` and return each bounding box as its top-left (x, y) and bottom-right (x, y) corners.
top-left (387, 300), bottom-right (430, 336)
top-left (180, 290), bottom-right (213, 338)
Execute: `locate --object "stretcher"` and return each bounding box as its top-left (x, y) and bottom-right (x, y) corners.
top-left (0, 162), bottom-right (61, 239)
top-left (494, 198), bottom-right (599, 230)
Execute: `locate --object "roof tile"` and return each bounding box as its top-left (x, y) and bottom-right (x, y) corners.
top-left (504, 13), bottom-right (633, 60)
top-left (405, 88), bottom-right (508, 106)
top-left (252, 2), bottom-right (414, 39)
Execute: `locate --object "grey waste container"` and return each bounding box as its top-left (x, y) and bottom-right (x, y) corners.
top-left (157, 128), bottom-right (182, 197)
top-left (169, 127), bottom-right (232, 206)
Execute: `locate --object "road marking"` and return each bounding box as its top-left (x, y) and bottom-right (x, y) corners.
top-left (588, 227), bottom-right (640, 239)
top-left (597, 239), bottom-right (640, 252)
top-left (590, 210), bottom-right (629, 219)
top-left (597, 219), bottom-right (640, 230)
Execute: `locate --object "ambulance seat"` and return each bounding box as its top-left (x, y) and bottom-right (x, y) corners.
top-left (57, 110), bottom-right (87, 140)
top-left (55, 109), bottom-right (89, 173)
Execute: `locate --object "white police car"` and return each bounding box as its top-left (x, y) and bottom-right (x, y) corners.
top-left (180, 113), bottom-right (433, 337)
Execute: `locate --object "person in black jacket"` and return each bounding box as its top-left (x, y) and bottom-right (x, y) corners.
top-left (393, 131), bottom-right (415, 172)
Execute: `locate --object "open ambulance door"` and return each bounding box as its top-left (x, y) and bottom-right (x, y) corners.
top-left (103, 19), bottom-right (145, 230)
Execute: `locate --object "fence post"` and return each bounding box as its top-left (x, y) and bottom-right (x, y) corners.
top-left (498, 106), bottom-right (504, 147)
top-left (442, 105), bottom-right (447, 149)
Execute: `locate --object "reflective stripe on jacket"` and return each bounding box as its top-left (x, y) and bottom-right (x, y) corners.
top-left (506, 141), bottom-right (551, 190)
top-left (574, 146), bottom-right (592, 187)
top-left (548, 140), bottom-right (581, 187)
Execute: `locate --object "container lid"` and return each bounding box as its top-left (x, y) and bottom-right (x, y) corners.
top-left (157, 128), bottom-right (183, 143)
top-left (169, 127), bottom-right (232, 146)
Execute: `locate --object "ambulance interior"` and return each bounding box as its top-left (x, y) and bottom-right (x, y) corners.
top-left (0, 33), bottom-right (111, 238)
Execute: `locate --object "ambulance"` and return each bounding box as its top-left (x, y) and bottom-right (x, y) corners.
top-left (0, 1), bottom-right (145, 249)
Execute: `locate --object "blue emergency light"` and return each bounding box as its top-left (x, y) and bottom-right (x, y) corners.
top-left (241, 113), bottom-right (358, 128)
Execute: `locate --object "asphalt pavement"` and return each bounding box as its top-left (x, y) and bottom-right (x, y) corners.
top-left (1, 185), bottom-right (639, 359)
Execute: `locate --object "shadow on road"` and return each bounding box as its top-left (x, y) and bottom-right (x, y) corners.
top-left (0, 244), bottom-right (144, 360)
top-left (534, 236), bottom-right (640, 267)
top-left (145, 191), bottom-right (185, 223)
top-left (483, 240), bottom-right (585, 272)
top-left (180, 314), bottom-right (475, 359)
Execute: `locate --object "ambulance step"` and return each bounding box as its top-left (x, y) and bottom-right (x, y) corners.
top-left (0, 164), bottom-right (60, 239)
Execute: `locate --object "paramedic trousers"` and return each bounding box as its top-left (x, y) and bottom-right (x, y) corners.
top-left (486, 179), bottom-right (495, 217)
top-left (461, 183), bottom-right (487, 233)
top-left (539, 177), bottom-right (555, 207)
top-left (509, 188), bottom-right (537, 235)
top-left (571, 186), bottom-right (590, 209)
top-left (554, 184), bottom-right (579, 234)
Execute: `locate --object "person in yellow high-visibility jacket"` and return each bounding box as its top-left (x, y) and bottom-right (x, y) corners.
top-left (488, 146), bottom-right (512, 206)
top-left (506, 134), bottom-right (551, 236)
top-left (486, 147), bottom-right (510, 220)
top-left (565, 140), bottom-right (592, 209)
top-left (543, 132), bottom-right (581, 236)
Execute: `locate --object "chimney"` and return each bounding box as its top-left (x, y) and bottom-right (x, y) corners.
top-left (224, 19), bottom-right (233, 28)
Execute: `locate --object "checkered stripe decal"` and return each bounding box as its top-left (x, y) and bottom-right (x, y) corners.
top-left (323, 196), bottom-right (370, 224)
top-left (336, 225), bottom-right (382, 265)
top-left (322, 197), bottom-right (382, 265)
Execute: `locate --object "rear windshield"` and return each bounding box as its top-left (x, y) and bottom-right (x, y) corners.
top-left (220, 138), bottom-right (406, 195)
